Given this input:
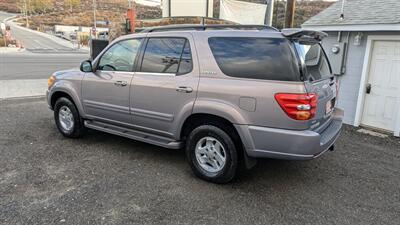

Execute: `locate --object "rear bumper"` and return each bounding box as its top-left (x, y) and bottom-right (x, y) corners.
top-left (235, 108), bottom-right (343, 160)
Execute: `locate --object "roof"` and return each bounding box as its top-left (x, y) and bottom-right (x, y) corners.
top-left (139, 24), bottom-right (279, 33)
top-left (117, 26), bottom-right (285, 43)
top-left (302, 0), bottom-right (400, 31)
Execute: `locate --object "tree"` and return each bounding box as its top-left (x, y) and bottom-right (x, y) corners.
top-left (16, 0), bottom-right (54, 15)
top-left (32, 0), bottom-right (54, 13)
top-left (65, 0), bottom-right (81, 12)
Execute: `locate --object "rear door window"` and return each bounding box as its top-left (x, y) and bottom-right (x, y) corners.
top-left (140, 37), bottom-right (193, 74)
top-left (208, 37), bottom-right (300, 81)
top-left (294, 43), bottom-right (332, 81)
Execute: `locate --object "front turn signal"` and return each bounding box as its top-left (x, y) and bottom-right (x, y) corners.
top-left (48, 75), bottom-right (56, 89)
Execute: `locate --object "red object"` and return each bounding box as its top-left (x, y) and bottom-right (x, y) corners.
top-left (275, 93), bottom-right (318, 120)
top-left (5, 30), bottom-right (11, 38)
top-left (92, 26), bottom-right (97, 36)
top-left (127, 8), bottom-right (136, 33)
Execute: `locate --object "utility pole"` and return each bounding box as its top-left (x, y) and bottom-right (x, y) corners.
top-left (93, 0), bottom-right (97, 37)
top-left (265, 0), bottom-right (274, 26)
top-left (284, 0), bottom-right (295, 28)
top-left (23, 0), bottom-right (29, 28)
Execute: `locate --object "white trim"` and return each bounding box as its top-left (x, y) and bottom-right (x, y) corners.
top-left (302, 23), bottom-right (400, 32)
top-left (135, 72), bottom-right (176, 76)
top-left (354, 35), bottom-right (400, 137)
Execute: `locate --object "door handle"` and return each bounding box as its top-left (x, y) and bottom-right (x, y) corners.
top-left (366, 83), bottom-right (371, 94)
top-left (176, 86), bottom-right (193, 93)
top-left (114, 81), bottom-right (128, 87)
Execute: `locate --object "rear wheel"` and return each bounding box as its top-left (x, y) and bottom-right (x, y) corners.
top-left (54, 97), bottom-right (85, 138)
top-left (185, 125), bottom-right (238, 183)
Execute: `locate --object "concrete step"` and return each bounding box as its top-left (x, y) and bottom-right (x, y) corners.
top-left (0, 79), bottom-right (47, 99)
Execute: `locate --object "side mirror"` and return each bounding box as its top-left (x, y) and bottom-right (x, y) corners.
top-left (80, 60), bottom-right (93, 72)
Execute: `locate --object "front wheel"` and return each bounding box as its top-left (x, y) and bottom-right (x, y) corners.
top-left (54, 97), bottom-right (85, 138)
top-left (185, 125), bottom-right (238, 184)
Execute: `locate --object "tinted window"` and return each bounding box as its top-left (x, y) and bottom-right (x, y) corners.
top-left (295, 43), bottom-right (332, 81)
top-left (208, 37), bottom-right (300, 81)
top-left (141, 38), bottom-right (190, 74)
top-left (177, 40), bottom-right (192, 75)
top-left (98, 39), bottom-right (142, 72)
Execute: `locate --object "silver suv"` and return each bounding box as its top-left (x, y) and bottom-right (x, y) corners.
top-left (47, 25), bottom-right (343, 183)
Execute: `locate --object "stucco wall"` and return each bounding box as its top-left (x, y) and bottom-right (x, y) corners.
top-left (321, 31), bottom-right (400, 125)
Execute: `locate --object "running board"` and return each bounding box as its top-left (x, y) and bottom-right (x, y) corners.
top-left (84, 120), bottom-right (182, 149)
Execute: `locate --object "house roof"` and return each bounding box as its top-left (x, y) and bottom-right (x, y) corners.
top-left (302, 0), bottom-right (400, 31)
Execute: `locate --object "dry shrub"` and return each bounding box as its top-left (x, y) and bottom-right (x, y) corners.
top-left (0, 38), bottom-right (5, 47)
top-left (78, 33), bottom-right (89, 46)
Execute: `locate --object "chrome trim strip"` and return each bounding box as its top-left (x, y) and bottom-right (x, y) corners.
top-left (83, 100), bottom-right (130, 114)
top-left (131, 107), bottom-right (174, 122)
top-left (135, 72), bottom-right (175, 76)
top-left (97, 70), bottom-right (135, 75)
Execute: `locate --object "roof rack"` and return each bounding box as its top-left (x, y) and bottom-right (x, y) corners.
top-left (140, 24), bottom-right (279, 33)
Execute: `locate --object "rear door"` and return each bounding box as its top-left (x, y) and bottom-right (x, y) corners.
top-left (130, 34), bottom-right (199, 136)
top-left (294, 42), bottom-right (337, 130)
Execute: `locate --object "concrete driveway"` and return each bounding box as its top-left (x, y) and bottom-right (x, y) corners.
top-left (0, 98), bottom-right (399, 225)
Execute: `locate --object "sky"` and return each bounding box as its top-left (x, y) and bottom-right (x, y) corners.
top-left (134, 0), bottom-right (161, 6)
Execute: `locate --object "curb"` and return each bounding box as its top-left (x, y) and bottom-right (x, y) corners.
top-left (0, 95), bottom-right (46, 102)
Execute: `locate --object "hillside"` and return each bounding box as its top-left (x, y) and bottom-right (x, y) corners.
top-left (0, 0), bottom-right (333, 29)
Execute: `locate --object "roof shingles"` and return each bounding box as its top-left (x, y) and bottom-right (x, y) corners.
top-left (303, 0), bottom-right (400, 26)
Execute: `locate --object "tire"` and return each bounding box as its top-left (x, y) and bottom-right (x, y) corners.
top-left (54, 97), bottom-right (85, 138)
top-left (185, 125), bottom-right (238, 184)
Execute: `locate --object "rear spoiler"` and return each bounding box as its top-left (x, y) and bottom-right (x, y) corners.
top-left (281, 29), bottom-right (328, 44)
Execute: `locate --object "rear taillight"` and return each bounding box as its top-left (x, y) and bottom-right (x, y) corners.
top-left (275, 93), bottom-right (318, 120)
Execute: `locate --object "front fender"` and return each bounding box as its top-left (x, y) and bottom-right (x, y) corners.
top-left (49, 80), bottom-right (85, 117)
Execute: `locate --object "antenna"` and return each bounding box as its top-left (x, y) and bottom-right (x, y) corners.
top-left (340, 0), bottom-right (345, 20)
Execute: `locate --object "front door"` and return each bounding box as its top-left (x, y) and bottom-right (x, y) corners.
top-left (82, 38), bottom-right (142, 124)
top-left (130, 35), bottom-right (199, 137)
top-left (361, 40), bottom-right (400, 132)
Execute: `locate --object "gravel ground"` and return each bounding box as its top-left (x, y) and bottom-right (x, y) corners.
top-left (0, 98), bottom-right (399, 225)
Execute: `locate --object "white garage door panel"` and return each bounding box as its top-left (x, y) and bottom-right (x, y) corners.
top-left (361, 40), bottom-right (400, 132)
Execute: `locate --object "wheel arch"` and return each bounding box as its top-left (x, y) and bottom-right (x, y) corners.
top-left (180, 113), bottom-right (240, 141)
top-left (49, 88), bottom-right (85, 117)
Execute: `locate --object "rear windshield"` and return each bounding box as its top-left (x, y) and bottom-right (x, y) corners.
top-left (294, 42), bottom-right (332, 81)
top-left (208, 37), bottom-right (301, 81)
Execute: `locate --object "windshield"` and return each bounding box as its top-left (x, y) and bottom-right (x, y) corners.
top-left (294, 42), bottom-right (332, 82)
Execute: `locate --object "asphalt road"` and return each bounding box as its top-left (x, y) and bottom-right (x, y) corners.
top-left (0, 98), bottom-right (399, 225)
top-left (1, 11), bottom-right (84, 53)
top-left (0, 11), bottom-right (14, 22)
top-left (0, 12), bottom-right (88, 80)
top-left (0, 53), bottom-right (88, 80)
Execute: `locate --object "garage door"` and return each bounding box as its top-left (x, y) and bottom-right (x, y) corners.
top-left (361, 40), bottom-right (400, 132)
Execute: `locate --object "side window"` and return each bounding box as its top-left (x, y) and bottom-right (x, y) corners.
top-left (141, 38), bottom-right (192, 74)
top-left (208, 37), bottom-right (300, 81)
top-left (98, 39), bottom-right (142, 72)
top-left (177, 40), bottom-right (193, 75)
